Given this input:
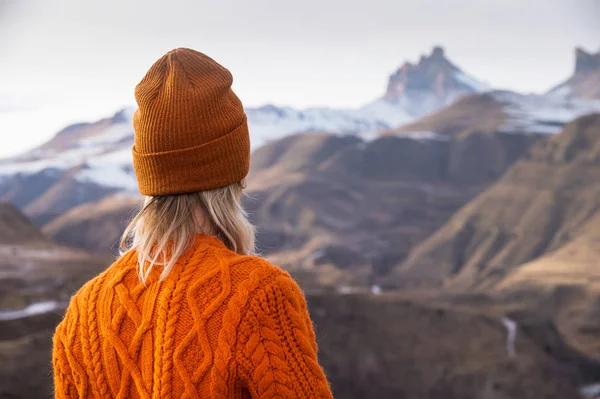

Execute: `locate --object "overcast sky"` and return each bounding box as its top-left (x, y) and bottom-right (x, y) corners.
top-left (0, 0), bottom-right (599, 158)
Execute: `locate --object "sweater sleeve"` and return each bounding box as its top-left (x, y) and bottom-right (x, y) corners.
top-left (235, 272), bottom-right (333, 399)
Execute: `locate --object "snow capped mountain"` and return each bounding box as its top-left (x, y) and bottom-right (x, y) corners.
top-left (375, 46), bottom-right (490, 117)
top-left (246, 46), bottom-right (490, 143)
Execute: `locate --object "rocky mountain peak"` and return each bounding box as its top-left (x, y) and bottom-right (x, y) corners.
top-left (430, 45), bottom-right (445, 59)
top-left (574, 47), bottom-right (600, 75)
top-left (385, 46), bottom-right (486, 101)
top-left (547, 46), bottom-right (600, 100)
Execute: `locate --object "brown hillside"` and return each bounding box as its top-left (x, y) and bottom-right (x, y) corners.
top-left (42, 194), bottom-right (142, 254)
top-left (383, 93), bottom-right (506, 137)
top-left (24, 168), bottom-right (119, 226)
top-left (494, 209), bottom-right (600, 361)
top-left (0, 170), bottom-right (65, 211)
top-left (249, 132), bottom-right (361, 190)
top-left (379, 94), bottom-right (539, 186)
top-left (389, 113), bottom-right (600, 290)
top-left (0, 202), bottom-right (47, 244)
top-left (0, 109), bottom-right (133, 225)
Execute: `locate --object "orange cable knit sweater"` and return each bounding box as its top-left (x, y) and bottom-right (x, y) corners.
top-left (52, 235), bottom-right (333, 398)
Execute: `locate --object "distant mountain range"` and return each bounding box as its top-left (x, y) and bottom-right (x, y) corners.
top-left (0, 45), bottom-right (599, 263)
top-left (248, 46), bottom-right (491, 142)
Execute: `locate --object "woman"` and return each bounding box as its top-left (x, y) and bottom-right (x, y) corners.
top-left (52, 48), bottom-right (334, 399)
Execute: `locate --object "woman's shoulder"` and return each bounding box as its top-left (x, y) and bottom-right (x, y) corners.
top-left (227, 253), bottom-right (291, 288)
top-left (62, 251), bottom-right (136, 310)
top-left (202, 244), bottom-right (302, 298)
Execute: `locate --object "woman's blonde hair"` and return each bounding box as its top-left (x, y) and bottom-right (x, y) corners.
top-left (120, 182), bottom-right (255, 283)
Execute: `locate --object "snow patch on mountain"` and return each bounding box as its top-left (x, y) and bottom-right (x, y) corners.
top-left (492, 91), bottom-right (600, 135)
top-left (357, 99), bottom-right (414, 126)
top-left (399, 131), bottom-right (450, 141)
top-left (76, 148), bottom-right (138, 191)
top-left (245, 105), bottom-right (399, 147)
top-left (545, 84), bottom-right (572, 99)
top-left (0, 301), bottom-right (59, 321)
top-left (453, 71), bottom-right (491, 93)
top-left (78, 123), bottom-right (134, 148)
top-left (0, 146), bottom-right (102, 178)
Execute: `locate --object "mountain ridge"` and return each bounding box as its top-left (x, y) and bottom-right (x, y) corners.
top-left (0, 46), bottom-right (492, 226)
top-left (548, 47), bottom-right (600, 100)
top-left (387, 113), bottom-right (600, 290)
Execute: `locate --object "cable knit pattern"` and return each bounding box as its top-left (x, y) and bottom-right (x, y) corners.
top-left (52, 234), bottom-right (333, 398)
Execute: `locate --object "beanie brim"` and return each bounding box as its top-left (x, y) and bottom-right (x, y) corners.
top-left (132, 116), bottom-right (250, 196)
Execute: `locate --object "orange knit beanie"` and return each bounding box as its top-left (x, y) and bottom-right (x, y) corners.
top-left (132, 48), bottom-right (250, 196)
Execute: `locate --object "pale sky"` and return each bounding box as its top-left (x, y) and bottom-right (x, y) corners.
top-left (0, 0), bottom-right (599, 158)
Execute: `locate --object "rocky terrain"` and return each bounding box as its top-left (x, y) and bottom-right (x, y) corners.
top-left (0, 203), bottom-right (595, 398)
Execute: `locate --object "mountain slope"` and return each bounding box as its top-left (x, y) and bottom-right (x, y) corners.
top-left (388, 114), bottom-right (600, 289)
top-left (0, 202), bottom-right (47, 244)
top-left (548, 47), bottom-right (600, 100)
top-left (42, 194), bottom-right (142, 254)
top-left (386, 90), bottom-right (600, 138)
top-left (495, 211), bottom-right (600, 361)
top-left (387, 93), bottom-right (506, 136)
